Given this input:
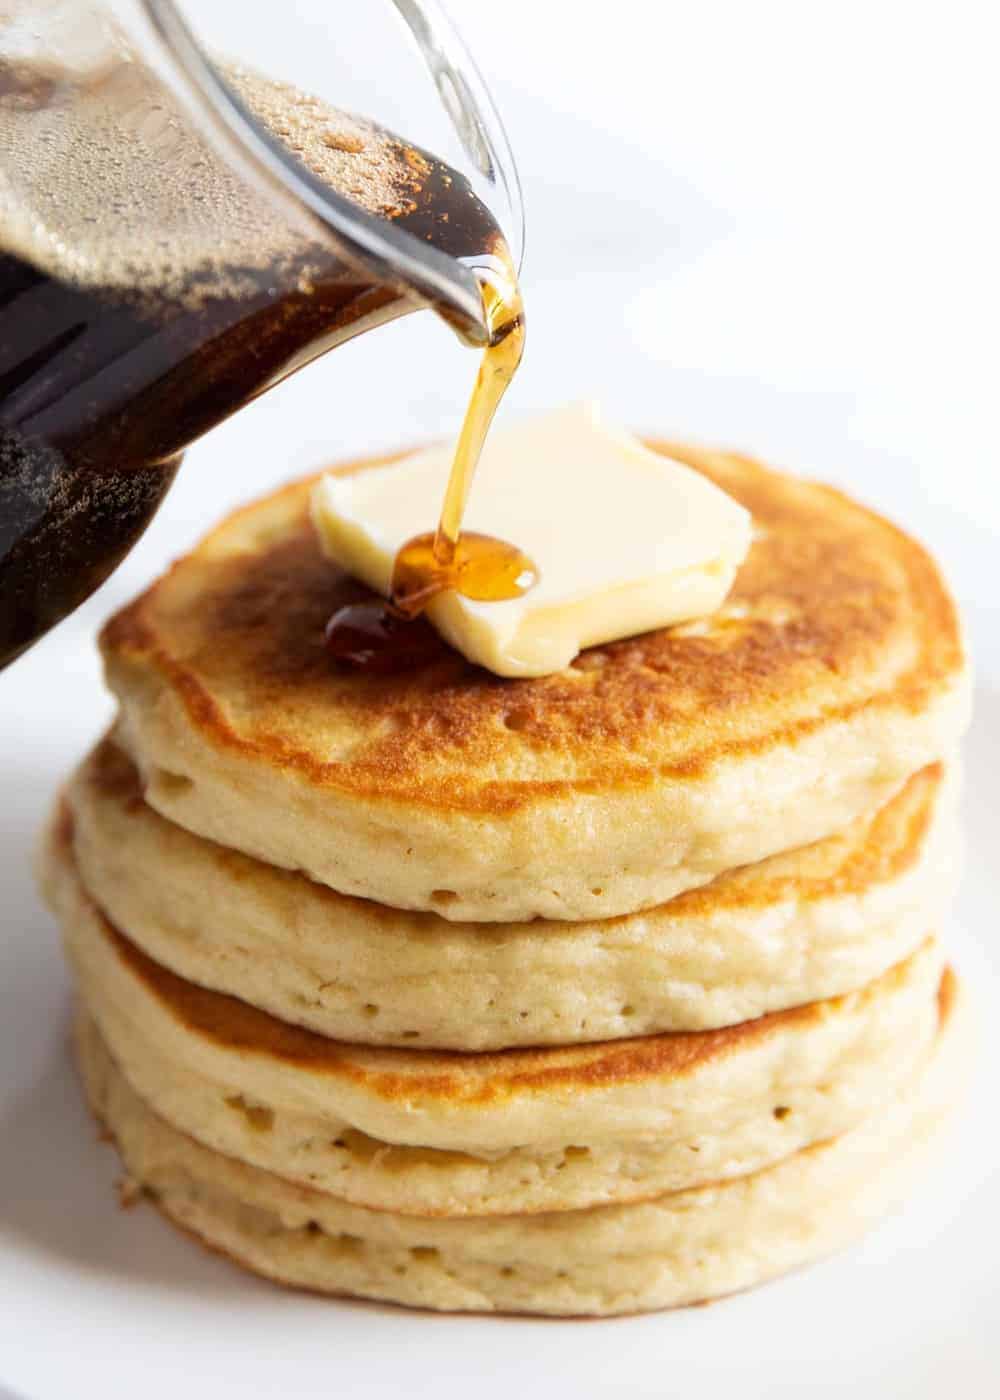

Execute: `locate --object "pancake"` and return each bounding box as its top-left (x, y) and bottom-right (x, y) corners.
top-left (42, 824), bottom-right (946, 1215)
top-left (65, 738), bottom-right (960, 1048)
top-left (101, 443), bottom-right (969, 922)
top-left (74, 971), bottom-right (970, 1316)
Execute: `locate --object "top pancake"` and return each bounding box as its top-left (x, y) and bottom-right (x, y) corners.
top-left (102, 442), bottom-right (969, 921)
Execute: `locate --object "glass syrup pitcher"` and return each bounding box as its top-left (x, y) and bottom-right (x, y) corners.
top-left (0, 0), bottom-right (523, 667)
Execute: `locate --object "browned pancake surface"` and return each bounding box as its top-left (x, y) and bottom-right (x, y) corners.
top-left (101, 444), bottom-right (964, 814)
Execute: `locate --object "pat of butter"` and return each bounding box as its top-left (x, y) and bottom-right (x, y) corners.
top-left (311, 402), bottom-right (751, 678)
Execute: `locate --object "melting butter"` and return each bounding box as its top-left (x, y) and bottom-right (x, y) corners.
top-left (311, 402), bottom-right (751, 678)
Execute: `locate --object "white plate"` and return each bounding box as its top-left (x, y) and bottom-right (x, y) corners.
top-left (0, 587), bottom-right (997, 1399)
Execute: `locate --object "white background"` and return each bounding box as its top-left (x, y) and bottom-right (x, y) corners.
top-left (1, 1), bottom-right (998, 1396)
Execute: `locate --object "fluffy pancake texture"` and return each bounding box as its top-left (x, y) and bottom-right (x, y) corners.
top-left (42, 823), bottom-right (947, 1215)
top-left (74, 973), bottom-right (970, 1316)
top-left (65, 739), bottom-right (959, 1048)
top-left (101, 444), bottom-right (970, 921)
top-left (39, 434), bottom-right (974, 1313)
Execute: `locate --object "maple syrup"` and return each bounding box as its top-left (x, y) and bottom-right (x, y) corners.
top-left (325, 256), bottom-right (534, 672)
top-left (0, 59), bottom-right (516, 668)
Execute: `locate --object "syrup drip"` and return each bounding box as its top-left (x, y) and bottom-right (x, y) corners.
top-left (325, 250), bottom-right (534, 672)
top-left (324, 601), bottom-right (445, 671)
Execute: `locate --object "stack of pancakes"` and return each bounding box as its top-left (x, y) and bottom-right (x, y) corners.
top-left (39, 443), bottom-right (972, 1316)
